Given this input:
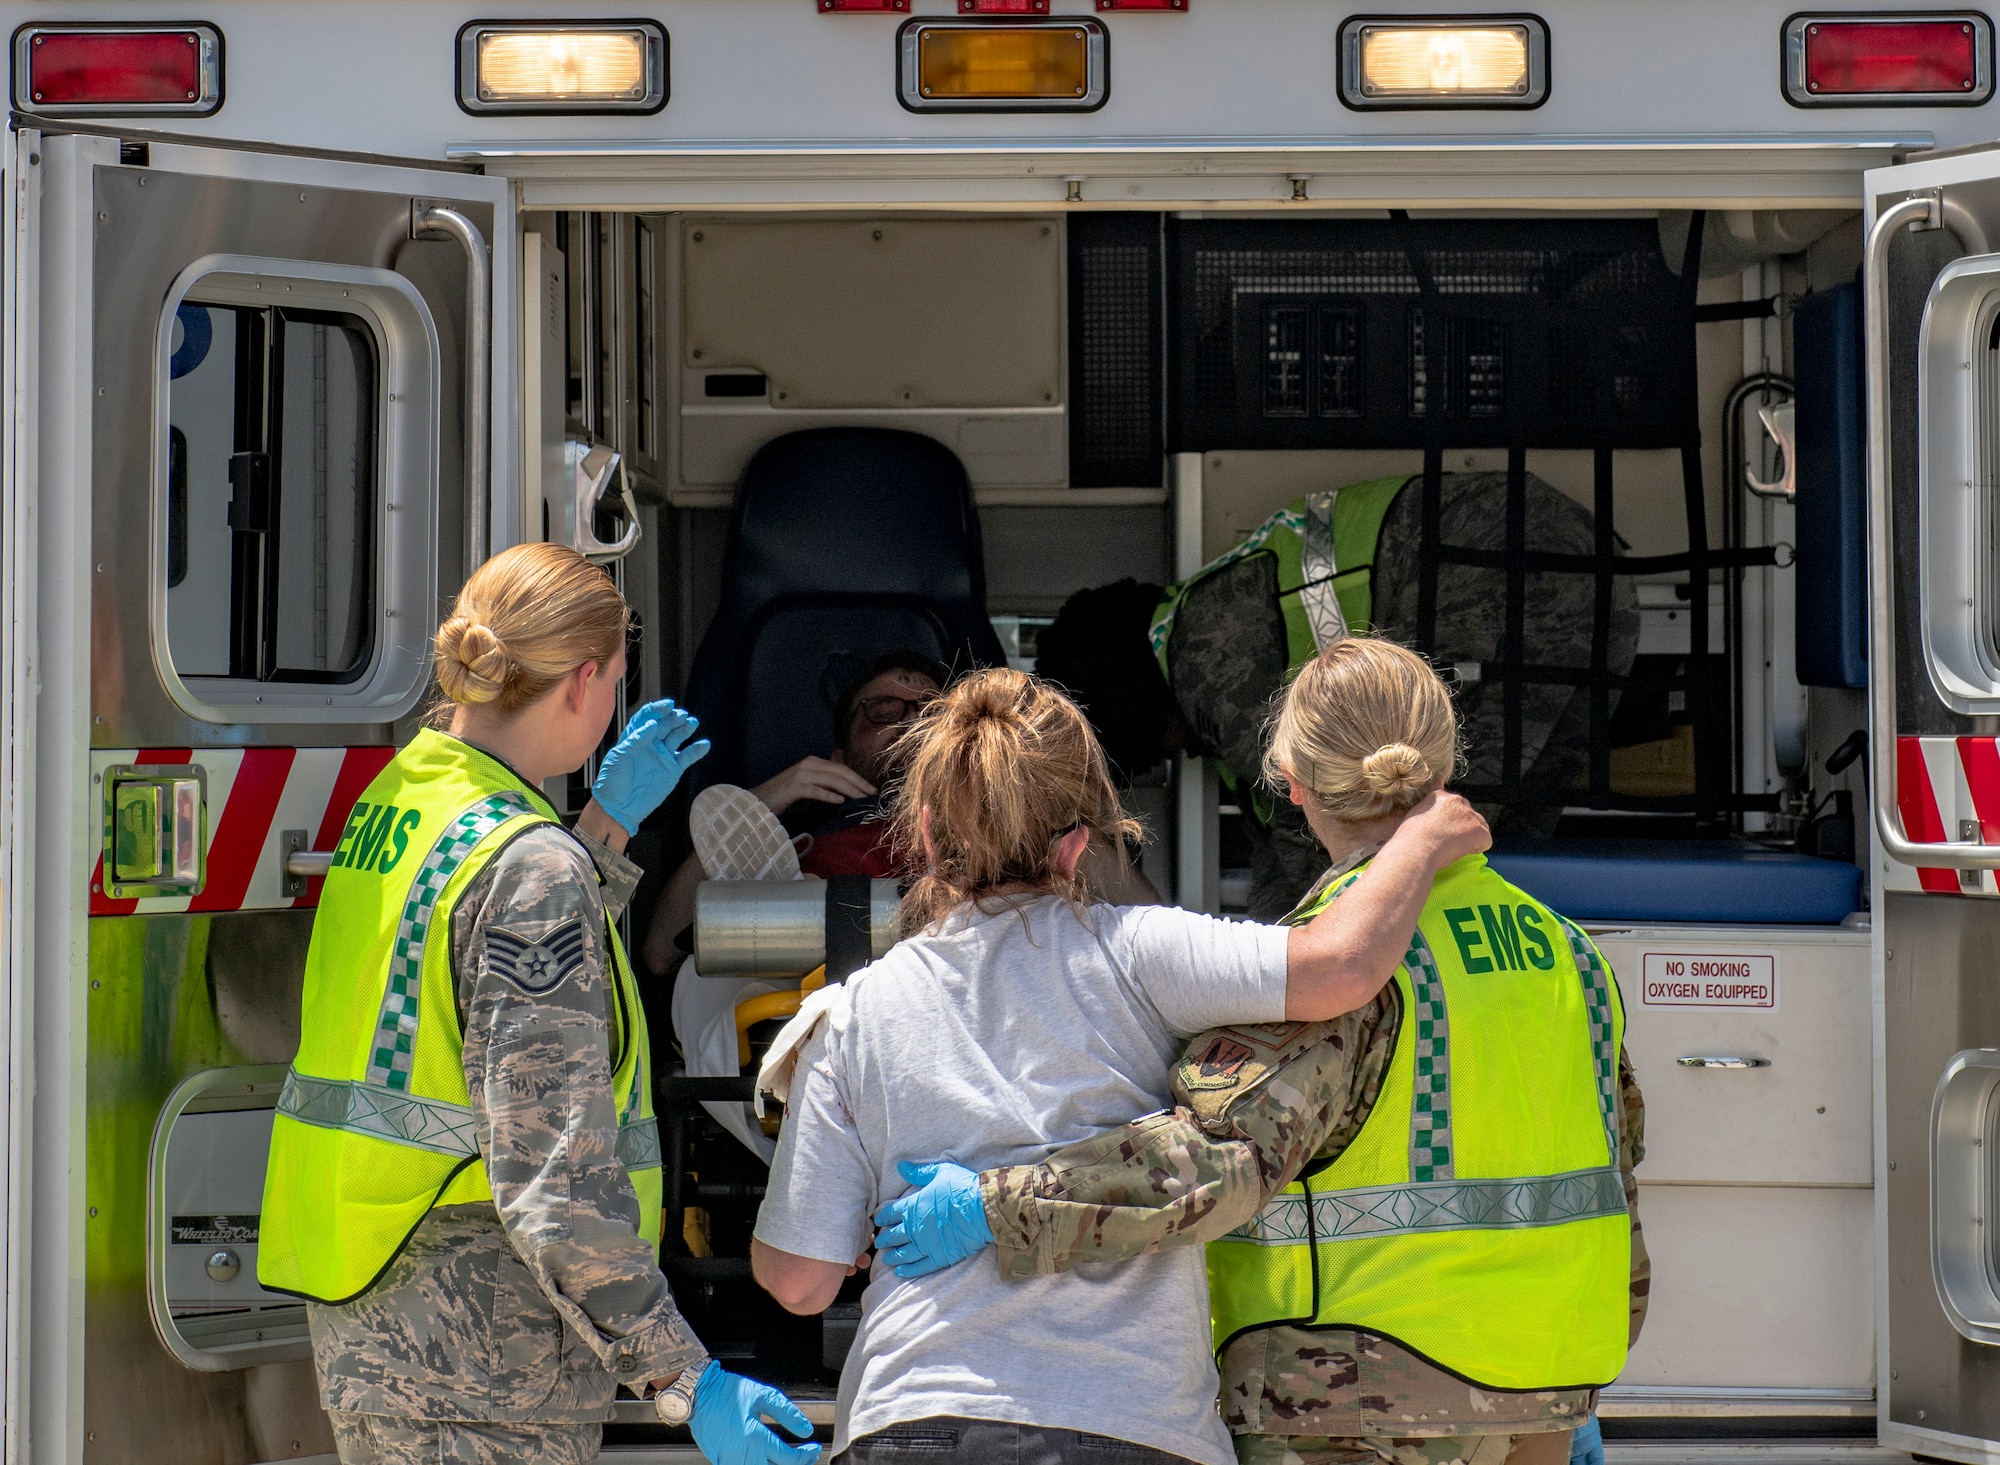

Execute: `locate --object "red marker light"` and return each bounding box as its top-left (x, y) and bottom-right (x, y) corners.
top-left (1784, 13), bottom-right (1991, 104)
top-left (13, 24), bottom-right (222, 115)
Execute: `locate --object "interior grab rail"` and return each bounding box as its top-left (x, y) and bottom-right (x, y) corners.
top-left (413, 202), bottom-right (491, 571)
top-left (1862, 191), bottom-right (1995, 867)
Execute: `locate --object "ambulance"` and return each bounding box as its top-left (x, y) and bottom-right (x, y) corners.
top-left (8, 3), bottom-right (2000, 1462)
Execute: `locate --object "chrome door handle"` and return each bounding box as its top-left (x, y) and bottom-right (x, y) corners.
top-left (1864, 191), bottom-right (1998, 868)
top-left (1677, 1055), bottom-right (1772, 1069)
top-left (278, 828), bottom-right (338, 897)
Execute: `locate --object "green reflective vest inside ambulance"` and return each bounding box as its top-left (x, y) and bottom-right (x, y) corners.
top-left (1207, 854), bottom-right (1630, 1390)
top-left (258, 729), bottom-right (662, 1304)
top-left (1148, 478), bottom-right (1407, 820)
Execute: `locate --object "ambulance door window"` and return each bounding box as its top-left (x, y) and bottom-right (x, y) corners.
top-left (166, 300), bottom-right (379, 683)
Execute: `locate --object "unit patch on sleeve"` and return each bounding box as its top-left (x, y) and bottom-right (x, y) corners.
top-left (485, 917), bottom-right (588, 995)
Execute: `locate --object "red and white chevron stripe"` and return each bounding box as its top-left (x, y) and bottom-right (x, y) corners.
top-left (1889, 735), bottom-right (2000, 897)
top-left (88, 746), bottom-right (394, 916)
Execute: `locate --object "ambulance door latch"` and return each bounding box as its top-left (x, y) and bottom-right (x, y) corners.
top-left (1675, 1055), bottom-right (1771, 1069)
top-left (103, 764), bottom-right (206, 899)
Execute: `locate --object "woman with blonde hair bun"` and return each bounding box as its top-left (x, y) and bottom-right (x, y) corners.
top-left (262, 542), bottom-right (817, 1465)
top-left (750, 666), bottom-right (1489, 1465)
top-left (1263, 633), bottom-right (1463, 839)
top-left (879, 637), bottom-right (1643, 1465)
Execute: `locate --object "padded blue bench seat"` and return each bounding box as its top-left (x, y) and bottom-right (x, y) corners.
top-left (1485, 839), bottom-right (1863, 926)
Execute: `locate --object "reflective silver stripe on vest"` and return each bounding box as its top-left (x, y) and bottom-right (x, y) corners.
top-left (283, 1070), bottom-right (663, 1173)
top-left (366, 792), bottom-right (535, 1090)
top-left (618, 1116), bottom-right (662, 1172)
top-left (279, 1069), bottom-right (479, 1158)
top-left (1299, 488), bottom-right (1348, 650)
top-left (1224, 1165), bottom-right (1627, 1246)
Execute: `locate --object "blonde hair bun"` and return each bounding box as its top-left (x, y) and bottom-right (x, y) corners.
top-left (1262, 636), bottom-right (1459, 824)
top-left (428, 544), bottom-right (632, 721)
top-left (436, 616), bottom-right (511, 705)
top-left (1362, 742), bottom-right (1431, 799)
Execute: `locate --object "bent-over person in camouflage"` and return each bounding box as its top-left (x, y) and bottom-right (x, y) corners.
top-left (1035, 472), bottom-right (1641, 921)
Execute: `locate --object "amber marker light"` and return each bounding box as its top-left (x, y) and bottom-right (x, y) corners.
top-left (1338, 15), bottom-right (1549, 109)
top-left (456, 20), bottom-right (667, 115)
top-left (899, 18), bottom-right (1108, 111)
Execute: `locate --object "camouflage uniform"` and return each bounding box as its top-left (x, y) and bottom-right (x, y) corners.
top-left (326, 1410), bottom-right (603, 1465)
top-left (1167, 472), bottom-right (1641, 921)
top-left (978, 876), bottom-right (1648, 1464)
top-left (310, 823), bottom-right (707, 1458)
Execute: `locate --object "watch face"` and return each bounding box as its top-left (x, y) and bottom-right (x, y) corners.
top-left (655, 1388), bottom-right (694, 1426)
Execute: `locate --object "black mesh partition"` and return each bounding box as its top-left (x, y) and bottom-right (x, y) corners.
top-left (1068, 213), bottom-right (1164, 488)
top-left (1165, 214), bottom-right (1776, 822)
top-left (1170, 218), bottom-right (1697, 452)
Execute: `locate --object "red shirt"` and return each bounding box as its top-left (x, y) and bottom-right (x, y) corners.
top-left (800, 819), bottom-right (901, 879)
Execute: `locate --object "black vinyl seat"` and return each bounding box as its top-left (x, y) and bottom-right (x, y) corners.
top-left (680, 427), bottom-right (1006, 807)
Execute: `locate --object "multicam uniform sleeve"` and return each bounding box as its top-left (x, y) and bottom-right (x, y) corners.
top-left (454, 825), bottom-right (707, 1383)
top-left (1620, 1046), bottom-right (1650, 1345)
top-left (979, 993), bottom-right (1397, 1281)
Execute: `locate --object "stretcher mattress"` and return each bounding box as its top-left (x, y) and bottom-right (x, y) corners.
top-left (1486, 839), bottom-right (1863, 925)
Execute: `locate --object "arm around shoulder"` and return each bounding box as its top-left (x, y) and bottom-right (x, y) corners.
top-left (1283, 791), bottom-right (1488, 1022)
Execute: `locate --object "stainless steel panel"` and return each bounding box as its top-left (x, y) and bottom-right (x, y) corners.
top-left (1885, 892), bottom-right (2000, 1444)
top-left (90, 157), bottom-right (492, 748)
top-left (85, 910), bottom-right (332, 1465)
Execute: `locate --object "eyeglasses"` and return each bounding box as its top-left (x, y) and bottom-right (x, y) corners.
top-left (855, 692), bottom-right (937, 727)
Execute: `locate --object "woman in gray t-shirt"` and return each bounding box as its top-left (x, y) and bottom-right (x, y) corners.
top-left (751, 670), bottom-right (1485, 1465)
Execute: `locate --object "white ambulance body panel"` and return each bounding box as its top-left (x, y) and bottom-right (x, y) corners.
top-left (6, 2), bottom-right (1992, 1462)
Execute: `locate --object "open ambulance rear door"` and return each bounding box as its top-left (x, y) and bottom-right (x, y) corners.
top-left (1861, 143), bottom-right (2000, 1464)
top-left (2, 120), bottom-right (512, 1465)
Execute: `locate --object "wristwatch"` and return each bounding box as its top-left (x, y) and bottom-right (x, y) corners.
top-left (653, 1359), bottom-right (708, 1426)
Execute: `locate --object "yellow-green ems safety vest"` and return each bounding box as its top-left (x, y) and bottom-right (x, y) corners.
top-left (1207, 853), bottom-right (1630, 1391)
top-left (1148, 476), bottom-right (1409, 683)
top-left (258, 728), bottom-right (662, 1304)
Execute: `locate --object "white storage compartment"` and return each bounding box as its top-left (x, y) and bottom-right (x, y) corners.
top-left (1587, 924), bottom-right (1873, 1417)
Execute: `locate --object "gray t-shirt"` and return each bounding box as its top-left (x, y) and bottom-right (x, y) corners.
top-left (754, 895), bottom-right (1292, 1465)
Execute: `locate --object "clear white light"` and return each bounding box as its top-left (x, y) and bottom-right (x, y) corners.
top-left (1361, 26), bottom-right (1529, 94)
top-left (477, 30), bottom-right (646, 100)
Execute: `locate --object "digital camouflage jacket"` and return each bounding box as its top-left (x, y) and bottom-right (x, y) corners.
top-left (308, 824), bottom-right (707, 1424)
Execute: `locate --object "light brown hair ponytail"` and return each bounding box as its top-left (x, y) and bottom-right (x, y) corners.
top-left (892, 668), bottom-right (1139, 931)
top-left (431, 543), bottom-right (630, 719)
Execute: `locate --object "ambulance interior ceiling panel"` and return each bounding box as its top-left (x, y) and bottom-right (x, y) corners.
top-left (674, 216), bottom-right (1067, 495)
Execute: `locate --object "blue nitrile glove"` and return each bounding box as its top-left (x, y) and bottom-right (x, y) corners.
top-left (591, 698), bottom-right (710, 836)
top-left (688, 1361), bottom-right (821, 1465)
top-left (1569, 1416), bottom-right (1604, 1465)
top-left (872, 1160), bottom-right (994, 1278)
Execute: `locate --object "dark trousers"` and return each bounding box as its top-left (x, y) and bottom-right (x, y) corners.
top-left (841, 1417), bottom-right (1201, 1465)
